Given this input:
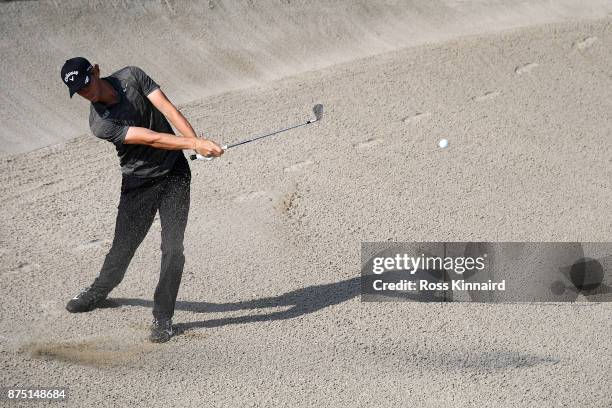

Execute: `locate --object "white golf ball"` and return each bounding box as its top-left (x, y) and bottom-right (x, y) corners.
top-left (438, 138), bottom-right (449, 149)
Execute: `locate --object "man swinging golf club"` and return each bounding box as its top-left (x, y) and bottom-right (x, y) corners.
top-left (61, 57), bottom-right (223, 343)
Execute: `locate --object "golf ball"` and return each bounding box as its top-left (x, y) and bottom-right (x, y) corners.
top-left (438, 138), bottom-right (449, 149)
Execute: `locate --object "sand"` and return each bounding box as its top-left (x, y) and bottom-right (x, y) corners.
top-left (2, 0), bottom-right (612, 155)
top-left (1, 1), bottom-right (612, 407)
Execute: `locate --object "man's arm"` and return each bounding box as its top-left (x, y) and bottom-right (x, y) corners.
top-left (124, 127), bottom-right (223, 156)
top-left (147, 88), bottom-right (199, 140)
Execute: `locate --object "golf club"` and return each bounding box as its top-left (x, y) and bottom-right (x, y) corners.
top-left (189, 104), bottom-right (324, 161)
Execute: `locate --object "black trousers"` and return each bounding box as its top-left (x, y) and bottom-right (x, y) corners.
top-left (92, 154), bottom-right (191, 320)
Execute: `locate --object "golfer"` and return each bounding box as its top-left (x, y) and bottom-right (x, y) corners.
top-left (60, 57), bottom-right (223, 342)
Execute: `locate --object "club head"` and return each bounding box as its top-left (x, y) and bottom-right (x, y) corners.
top-left (312, 104), bottom-right (324, 122)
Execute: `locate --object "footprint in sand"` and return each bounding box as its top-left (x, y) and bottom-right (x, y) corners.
top-left (515, 62), bottom-right (539, 75)
top-left (5, 262), bottom-right (40, 276)
top-left (17, 262), bottom-right (40, 273)
top-left (234, 190), bottom-right (269, 203)
top-left (472, 91), bottom-right (500, 102)
top-left (402, 112), bottom-right (430, 124)
top-left (283, 160), bottom-right (313, 173)
top-left (75, 239), bottom-right (111, 251)
top-left (353, 139), bottom-right (383, 149)
top-left (574, 36), bottom-right (598, 50)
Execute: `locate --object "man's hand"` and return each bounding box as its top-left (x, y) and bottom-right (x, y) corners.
top-left (195, 138), bottom-right (224, 157)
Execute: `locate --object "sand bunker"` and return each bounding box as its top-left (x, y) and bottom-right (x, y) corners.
top-left (1, 0), bottom-right (612, 155)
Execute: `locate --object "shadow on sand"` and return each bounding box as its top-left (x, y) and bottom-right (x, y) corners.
top-left (103, 263), bottom-right (609, 334)
top-left (108, 276), bottom-right (360, 332)
top-left (107, 273), bottom-right (430, 332)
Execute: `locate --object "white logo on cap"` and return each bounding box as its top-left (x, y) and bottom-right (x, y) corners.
top-left (84, 76), bottom-right (89, 84)
top-left (64, 70), bottom-right (78, 83)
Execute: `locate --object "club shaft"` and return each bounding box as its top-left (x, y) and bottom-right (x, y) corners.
top-left (189, 104), bottom-right (322, 161)
top-left (225, 120), bottom-right (313, 149)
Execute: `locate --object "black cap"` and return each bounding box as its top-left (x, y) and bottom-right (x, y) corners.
top-left (61, 57), bottom-right (93, 98)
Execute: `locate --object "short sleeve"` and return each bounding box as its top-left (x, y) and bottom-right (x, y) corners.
top-left (91, 119), bottom-right (129, 145)
top-left (129, 66), bottom-right (160, 96)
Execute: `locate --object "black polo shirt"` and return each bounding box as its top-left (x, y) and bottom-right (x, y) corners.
top-left (89, 66), bottom-right (180, 178)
